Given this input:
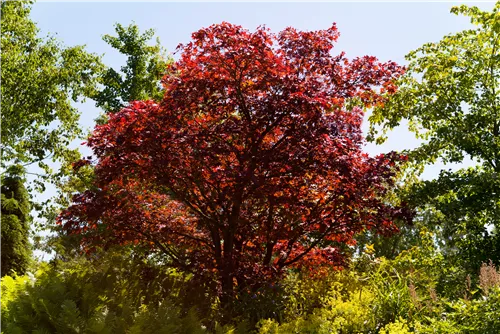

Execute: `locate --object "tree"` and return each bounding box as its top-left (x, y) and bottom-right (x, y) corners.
top-left (1, 169), bottom-right (32, 277)
top-left (1, 0), bottom-right (103, 273)
top-left (47, 23), bottom-right (171, 258)
top-left (59, 23), bottom-right (409, 304)
top-left (369, 3), bottom-right (500, 270)
top-left (93, 23), bottom-right (170, 114)
top-left (0, 0), bottom-right (103, 179)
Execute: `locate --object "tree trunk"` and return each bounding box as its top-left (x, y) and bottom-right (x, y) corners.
top-left (219, 259), bottom-right (235, 321)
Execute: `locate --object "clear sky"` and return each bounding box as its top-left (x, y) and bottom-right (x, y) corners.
top-left (29, 1), bottom-right (495, 180)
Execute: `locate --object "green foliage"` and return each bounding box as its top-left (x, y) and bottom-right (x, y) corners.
top-left (0, 248), bottom-right (210, 333)
top-left (45, 23), bottom-right (172, 256)
top-left (256, 289), bottom-right (375, 333)
top-left (0, 0), bottom-right (103, 179)
top-left (282, 270), bottom-right (368, 320)
top-left (253, 243), bottom-right (500, 333)
top-left (369, 233), bottom-right (447, 326)
top-left (369, 2), bottom-right (500, 272)
top-left (369, 2), bottom-right (500, 163)
top-left (412, 287), bottom-right (500, 334)
top-left (94, 23), bottom-right (171, 114)
top-left (356, 223), bottom-right (422, 261)
top-left (3, 247), bottom-right (500, 333)
top-left (461, 287), bottom-right (500, 333)
top-left (0, 274), bottom-right (30, 327)
top-left (254, 264), bottom-right (416, 333)
top-left (379, 319), bottom-right (411, 334)
top-left (129, 306), bottom-right (205, 334)
top-left (408, 167), bottom-right (500, 272)
top-left (253, 269), bottom-right (374, 333)
top-left (1, 171), bottom-right (32, 277)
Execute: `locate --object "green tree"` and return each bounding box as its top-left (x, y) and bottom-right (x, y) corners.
top-left (369, 3), bottom-right (500, 271)
top-left (1, 169), bottom-right (32, 277)
top-left (94, 23), bottom-right (170, 113)
top-left (0, 0), bottom-right (103, 179)
top-left (48, 23), bottom-right (171, 257)
top-left (1, 0), bottom-right (103, 270)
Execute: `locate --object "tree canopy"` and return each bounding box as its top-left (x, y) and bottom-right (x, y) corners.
top-left (59, 22), bottom-right (410, 302)
top-left (93, 23), bottom-right (170, 114)
top-left (0, 0), bottom-right (103, 276)
top-left (369, 3), bottom-right (500, 270)
top-left (0, 0), bottom-right (103, 178)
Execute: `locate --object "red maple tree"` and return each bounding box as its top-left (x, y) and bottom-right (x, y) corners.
top-left (59, 22), bottom-right (409, 301)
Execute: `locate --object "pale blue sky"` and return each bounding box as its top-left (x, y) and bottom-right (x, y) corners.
top-left (29, 1), bottom-right (495, 179)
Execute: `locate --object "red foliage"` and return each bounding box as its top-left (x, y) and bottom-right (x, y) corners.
top-left (59, 22), bottom-right (409, 298)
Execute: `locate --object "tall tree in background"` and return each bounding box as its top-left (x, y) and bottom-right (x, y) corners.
top-left (1, 0), bottom-right (103, 268)
top-left (1, 0), bottom-right (103, 178)
top-left (369, 3), bottom-right (500, 271)
top-left (1, 170), bottom-right (32, 277)
top-left (94, 23), bottom-right (170, 114)
top-left (60, 23), bottom-right (409, 304)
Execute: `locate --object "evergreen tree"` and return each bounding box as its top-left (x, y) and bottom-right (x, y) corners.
top-left (1, 171), bottom-right (32, 277)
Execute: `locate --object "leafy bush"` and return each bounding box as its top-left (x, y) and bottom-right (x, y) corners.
top-left (257, 287), bottom-right (376, 333)
top-left (3, 244), bottom-right (499, 333)
top-left (128, 304), bottom-right (205, 334)
top-left (1, 274), bottom-right (31, 332)
top-left (255, 269), bottom-right (376, 333)
top-left (379, 318), bottom-right (411, 334)
top-left (1, 248), bottom-right (210, 334)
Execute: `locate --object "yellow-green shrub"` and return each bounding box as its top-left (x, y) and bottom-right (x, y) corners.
top-left (257, 275), bottom-right (375, 333)
top-left (0, 249), bottom-right (209, 334)
top-left (379, 318), bottom-right (411, 334)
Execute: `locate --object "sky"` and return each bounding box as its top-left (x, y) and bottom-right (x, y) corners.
top-left (29, 1), bottom-right (495, 181)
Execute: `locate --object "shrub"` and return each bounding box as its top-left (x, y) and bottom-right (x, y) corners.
top-left (256, 270), bottom-right (375, 333)
top-left (0, 248), bottom-right (210, 333)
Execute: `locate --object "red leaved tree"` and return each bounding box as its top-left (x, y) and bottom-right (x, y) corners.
top-left (59, 22), bottom-right (409, 302)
